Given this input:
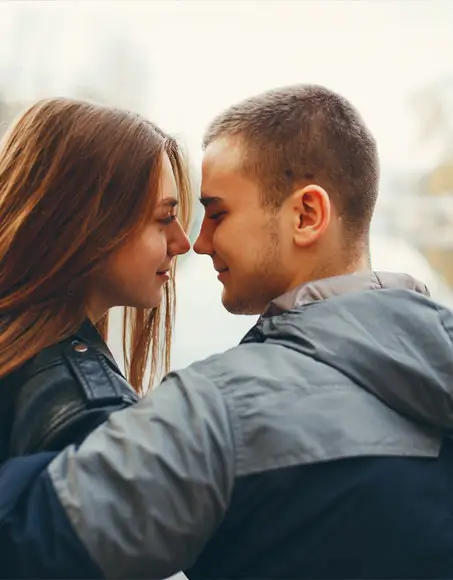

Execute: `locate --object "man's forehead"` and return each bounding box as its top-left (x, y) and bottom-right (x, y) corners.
top-left (202, 136), bottom-right (243, 175)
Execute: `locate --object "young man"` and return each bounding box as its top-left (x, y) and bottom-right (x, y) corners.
top-left (3, 85), bottom-right (453, 579)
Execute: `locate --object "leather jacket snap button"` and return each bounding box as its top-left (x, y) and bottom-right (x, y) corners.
top-left (73, 342), bottom-right (88, 353)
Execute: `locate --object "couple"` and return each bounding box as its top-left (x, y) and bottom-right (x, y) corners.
top-left (2, 85), bottom-right (453, 580)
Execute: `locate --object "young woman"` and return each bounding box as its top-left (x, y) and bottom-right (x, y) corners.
top-left (0, 98), bottom-right (191, 461)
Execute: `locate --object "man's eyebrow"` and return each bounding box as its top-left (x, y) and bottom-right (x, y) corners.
top-left (199, 195), bottom-right (223, 207)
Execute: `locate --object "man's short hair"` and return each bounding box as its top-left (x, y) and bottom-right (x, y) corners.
top-left (203, 84), bottom-right (379, 239)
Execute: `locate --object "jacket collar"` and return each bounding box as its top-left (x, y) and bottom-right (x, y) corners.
top-left (74, 319), bottom-right (121, 373)
top-left (262, 271), bottom-right (431, 318)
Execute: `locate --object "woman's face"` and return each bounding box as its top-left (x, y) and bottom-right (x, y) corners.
top-left (88, 154), bottom-right (191, 320)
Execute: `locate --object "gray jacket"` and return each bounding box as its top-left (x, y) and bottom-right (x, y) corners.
top-left (42, 271), bottom-right (453, 578)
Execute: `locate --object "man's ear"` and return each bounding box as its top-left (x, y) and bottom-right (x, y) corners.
top-left (290, 185), bottom-right (331, 247)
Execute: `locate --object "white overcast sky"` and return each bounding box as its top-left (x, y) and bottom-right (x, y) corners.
top-left (1, 0), bottom-right (452, 170)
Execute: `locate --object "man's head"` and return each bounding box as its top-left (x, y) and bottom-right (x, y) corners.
top-left (194, 84), bottom-right (379, 315)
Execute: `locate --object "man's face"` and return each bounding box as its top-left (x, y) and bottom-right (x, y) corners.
top-left (193, 137), bottom-right (295, 315)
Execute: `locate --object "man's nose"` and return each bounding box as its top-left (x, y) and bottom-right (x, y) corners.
top-left (193, 224), bottom-right (212, 256)
top-left (193, 232), bottom-right (205, 255)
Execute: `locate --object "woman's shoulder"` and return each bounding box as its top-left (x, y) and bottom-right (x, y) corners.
top-left (8, 320), bottom-right (139, 457)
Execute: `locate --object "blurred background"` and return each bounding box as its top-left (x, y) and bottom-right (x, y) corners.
top-left (2, 0), bottom-right (453, 371)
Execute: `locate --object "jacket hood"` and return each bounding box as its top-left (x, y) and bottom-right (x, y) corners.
top-left (244, 271), bottom-right (453, 431)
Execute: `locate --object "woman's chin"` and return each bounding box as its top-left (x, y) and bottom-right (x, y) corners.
top-left (123, 287), bottom-right (163, 311)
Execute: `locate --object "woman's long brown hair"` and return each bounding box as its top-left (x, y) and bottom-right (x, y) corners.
top-left (0, 98), bottom-right (192, 394)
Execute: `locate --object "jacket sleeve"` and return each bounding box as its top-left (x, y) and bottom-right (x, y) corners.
top-left (4, 366), bottom-right (236, 579)
top-left (0, 452), bottom-right (103, 578)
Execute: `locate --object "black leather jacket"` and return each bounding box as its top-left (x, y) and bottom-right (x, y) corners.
top-left (0, 319), bottom-right (139, 460)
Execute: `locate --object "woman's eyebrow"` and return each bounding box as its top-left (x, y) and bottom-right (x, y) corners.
top-left (159, 197), bottom-right (179, 207)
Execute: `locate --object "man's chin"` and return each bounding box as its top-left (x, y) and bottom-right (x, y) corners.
top-left (221, 289), bottom-right (263, 316)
